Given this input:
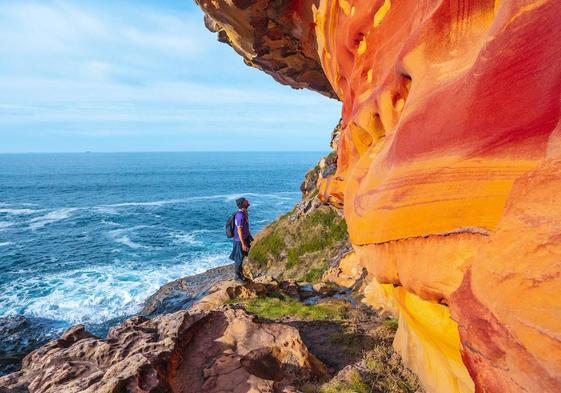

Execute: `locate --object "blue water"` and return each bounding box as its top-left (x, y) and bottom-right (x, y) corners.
top-left (0, 152), bottom-right (321, 331)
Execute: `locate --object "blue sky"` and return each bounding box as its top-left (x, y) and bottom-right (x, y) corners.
top-left (0, 0), bottom-right (341, 152)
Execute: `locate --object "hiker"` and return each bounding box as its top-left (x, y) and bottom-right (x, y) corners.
top-left (229, 197), bottom-right (253, 282)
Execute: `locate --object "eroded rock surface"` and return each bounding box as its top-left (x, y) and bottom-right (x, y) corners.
top-left (141, 264), bottom-right (233, 316)
top-left (0, 306), bottom-right (326, 393)
top-left (451, 160), bottom-right (561, 393)
top-left (195, 0), bottom-right (336, 98)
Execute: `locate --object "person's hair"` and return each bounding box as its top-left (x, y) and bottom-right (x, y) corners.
top-left (235, 197), bottom-right (246, 209)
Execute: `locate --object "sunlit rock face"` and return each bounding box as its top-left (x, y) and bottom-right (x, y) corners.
top-left (450, 160), bottom-right (561, 393)
top-left (314, 0), bottom-right (561, 245)
top-left (196, 0), bottom-right (561, 392)
top-left (313, 1), bottom-right (561, 391)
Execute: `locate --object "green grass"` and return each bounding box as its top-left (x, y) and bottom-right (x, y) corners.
top-left (383, 318), bottom-right (399, 332)
top-left (320, 370), bottom-right (371, 393)
top-left (248, 205), bottom-right (348, 278)
top-left (230, 296), bottom-right (345, 321)
top-left (284, 208), bottom-right (347, 269)
top-left (299, 264), bottom-right (328, 283)
top-left (249, 224), bottom-right (285, 267)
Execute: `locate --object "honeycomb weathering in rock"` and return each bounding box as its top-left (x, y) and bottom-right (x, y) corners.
top-left (315, 0), bottom-right (561, 244)
top-left (191, 0), bottom-right (561, 392)
top-left (195, 0), bottom-right (337, 98)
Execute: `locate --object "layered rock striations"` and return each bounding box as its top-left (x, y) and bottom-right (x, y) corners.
top-left (199, 0), bottom-right (561, 392)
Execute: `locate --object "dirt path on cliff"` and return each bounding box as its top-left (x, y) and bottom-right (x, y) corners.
top-left (226, 279), bottom-right (424, 393)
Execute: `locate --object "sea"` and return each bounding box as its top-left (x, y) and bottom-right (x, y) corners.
top-left (0, 152), bottom-right (322, 337)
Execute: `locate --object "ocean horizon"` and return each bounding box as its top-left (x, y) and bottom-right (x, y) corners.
top-left (0, 150), bottom-right (330, 155)
top-left (0, 151), bottom-right (323, 337)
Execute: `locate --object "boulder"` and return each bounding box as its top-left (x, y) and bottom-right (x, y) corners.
top-left (0, 315), bottom-right (64, 376)
top-left (141, 264), bottom-right (233, 316)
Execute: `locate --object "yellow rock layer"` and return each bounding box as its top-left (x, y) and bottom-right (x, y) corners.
top-left (393, 287), bottom-right (474, 393)
top-left (334, 252), bottom-right (474, 393)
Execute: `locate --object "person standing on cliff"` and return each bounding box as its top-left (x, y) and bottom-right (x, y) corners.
top-left (229, 197), bottom-right (253, 282)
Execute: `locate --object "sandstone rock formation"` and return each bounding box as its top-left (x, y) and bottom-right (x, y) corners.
top-left (450, 160), bottom-right (561, 393)
top-left (195, 0), bottom-right (336, 98)
top-left (197, 0), bottom-right (561, 392)
top-left (0, 306), bottom-right (326, 393)
top-left (141, 265), bottom-right (233, 317)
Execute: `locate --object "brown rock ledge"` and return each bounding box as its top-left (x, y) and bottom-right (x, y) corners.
top-left (0, 306), bottom-right (326, 393)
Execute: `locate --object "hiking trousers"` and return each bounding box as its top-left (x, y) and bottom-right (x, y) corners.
top-left (229, 236), bottom-right (253, 279)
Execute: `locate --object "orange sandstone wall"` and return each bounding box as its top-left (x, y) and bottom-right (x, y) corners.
top-left (196, 0), bottom-right (561, 392)
top-left (313, 1), bottom-right (561, 391)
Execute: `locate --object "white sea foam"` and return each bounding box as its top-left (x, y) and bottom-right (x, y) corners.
top-left (171, 231), bottom-right (203, 246)
top-left (114, 235), bottom-right (151, 250)
top-left (28, 208), bottom-right (78, 230)
top-left (0, 241), bottom-right (13, 247)
top-left (0, 253), bottom-right (230, 325)
top-left (101, 220), bottom-right (122, 227)
top-left (223, 192), bottom-right (295, 202)
top-left (107, 226), bottom-right (153, 250)
top-left (0, 208), bottom-right (37, 215)
top-left (100, 199), bottom-right (187, 208)
top-left (95, 206), bottom-right (120, 215)
top-left (96, 192), bottom-right (298, 210)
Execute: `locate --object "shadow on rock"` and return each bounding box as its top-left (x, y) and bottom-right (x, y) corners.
top-left (0, 315), bottom-right (67, 376)
top-left (287, 320), bottom-right (375, 373)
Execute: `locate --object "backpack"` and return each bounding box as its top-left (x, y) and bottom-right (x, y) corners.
top-left (225, 211), bottom-right (238, 238)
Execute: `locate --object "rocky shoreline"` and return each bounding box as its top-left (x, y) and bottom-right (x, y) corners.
top-left (0, 264), bottom-right (235, 378)
top-left (0, 268), bottom-right (422, 393)
top-left (0, 146), bottom-right (424, 392)
top-left (140, 264), bottom-right (234, 317)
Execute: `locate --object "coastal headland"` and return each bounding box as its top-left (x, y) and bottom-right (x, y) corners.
top-left (2, 0), bottom-right (561, 392)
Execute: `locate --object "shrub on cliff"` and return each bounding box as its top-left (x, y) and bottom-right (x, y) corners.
top-left (248, 204), bottom-right (348, 282)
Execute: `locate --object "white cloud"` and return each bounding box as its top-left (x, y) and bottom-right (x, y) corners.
top-left (121, 26), bottom-right (201, 55)
top-left (0, 1), bottom-right (206, 66)
top-left (0, 1), bottom-right (341, 151)
top-left (0, 2), bottom-right (109, 55)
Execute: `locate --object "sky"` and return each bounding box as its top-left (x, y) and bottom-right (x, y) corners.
top-left (0, 0), bottom-right (341, 153)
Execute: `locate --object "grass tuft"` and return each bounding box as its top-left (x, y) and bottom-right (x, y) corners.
top-left (249, 224), bottom-right (285, 267)
top-left (320, 370), bottom-right (370, 393)
top-left (282, 208), bottom-right (347, 269)
top-left (383, 318), bottom-right (399, 332)
top-left (299, 264), bottom-right (328, 283)
top-left (230, 296), bottom-right (345, 321)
